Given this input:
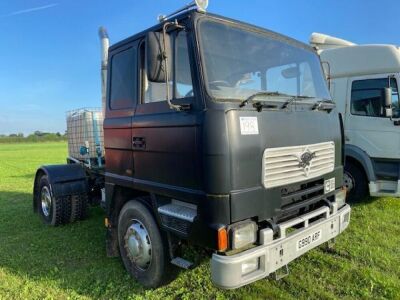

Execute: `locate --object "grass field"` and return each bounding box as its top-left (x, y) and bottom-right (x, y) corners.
top-left (0, 142), bottom-right (399, 299)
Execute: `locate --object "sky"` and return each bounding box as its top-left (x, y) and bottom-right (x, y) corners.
top-left (1, 0), bottom-right (400, 135)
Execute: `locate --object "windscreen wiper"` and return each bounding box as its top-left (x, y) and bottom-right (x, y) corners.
top-left (312, 100), bottom-right (336, 112)
top-left (239, 91), bottom-right (291, 111)
top-left (281, 95), bottom-right (314, 109)
top-left (239, 92), bottom-right (317, 112)
top-left (281, 97), bottom-right (296, 109)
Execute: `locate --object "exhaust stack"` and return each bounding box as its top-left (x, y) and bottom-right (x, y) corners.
top-left (98, 27), bottom-right (109, 116)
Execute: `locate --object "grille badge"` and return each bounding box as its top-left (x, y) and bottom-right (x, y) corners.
top-left (293, 148), bottom-right (317, 177)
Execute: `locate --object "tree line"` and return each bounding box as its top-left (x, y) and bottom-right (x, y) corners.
top-left (0, 131), bottom-right (68, 143)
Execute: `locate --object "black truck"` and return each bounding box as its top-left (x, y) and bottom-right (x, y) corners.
top-left (32, 2), bottom-right (351, 289)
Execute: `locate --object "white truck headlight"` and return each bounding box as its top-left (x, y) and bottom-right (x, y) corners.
top-left (335, 188), bottom-right (346, 208)
top-left (230, 221), bottom-right (257, 250)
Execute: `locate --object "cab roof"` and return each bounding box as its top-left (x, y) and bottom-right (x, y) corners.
top-left (310, 33), bottom-right (400, 78)
top-left (109, 10), bottom-right (315, 53)
top-left (319, 44), bottom-right (400, 78)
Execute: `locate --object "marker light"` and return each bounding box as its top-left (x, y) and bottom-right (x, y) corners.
top-left (158, 0), bottom-right (209, 23)
top-left (195, 0), bottom-right (209, 12)
top-left (218, 227), bottom-right (228, 251)
top-left (241, 257), bottom-right (260, 275)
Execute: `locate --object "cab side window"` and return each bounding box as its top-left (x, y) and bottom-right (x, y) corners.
top-left (142, 31), bottom-right (193, 103)
top-left (351, 78), bottom-right (399, 117)
top-left (175, 32), bottom-right (193, 98)
top-left (109, 47), bottom-right (136, 110)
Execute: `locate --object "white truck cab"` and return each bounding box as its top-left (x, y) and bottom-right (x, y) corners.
top-left (310, 33), bottom-right (400, 200)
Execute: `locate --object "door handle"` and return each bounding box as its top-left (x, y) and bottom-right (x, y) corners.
top-left (132, 137), bottom-right (146, 149)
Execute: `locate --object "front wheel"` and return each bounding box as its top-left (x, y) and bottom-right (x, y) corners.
top-left (344, 162), bottom-right (368, 202)
top-left (118, 199), bottom-right (171, 288)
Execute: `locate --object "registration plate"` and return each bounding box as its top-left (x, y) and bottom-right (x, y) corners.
top-left (296, 229), bottom-right (322, 251)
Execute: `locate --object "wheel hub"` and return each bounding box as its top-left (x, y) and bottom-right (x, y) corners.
top-left (40, 186), bottom-right (52, 217)
top-left (343, 171), bottom-right (355, 192)
top-left (124, 220), bottom-right (152, 270)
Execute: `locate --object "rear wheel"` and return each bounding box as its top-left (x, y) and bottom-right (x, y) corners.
top-left (70, 193), bottom-right (89, 222)
top-left (118, 199), bottom-right (170, 288)
top-left (344, 162), bottom-right (368, 202)
top-left (38, 176), bottom-right (71, 226)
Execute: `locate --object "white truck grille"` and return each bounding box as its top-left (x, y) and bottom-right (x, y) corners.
top-left (262, 141), bottom-right (335, 189)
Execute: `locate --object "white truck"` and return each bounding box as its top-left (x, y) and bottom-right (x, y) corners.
top-left (310, 33), bottom-right (400, 201)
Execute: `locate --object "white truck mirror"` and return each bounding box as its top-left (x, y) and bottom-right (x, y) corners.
top-left (383, 87), bottom-right (393, 118)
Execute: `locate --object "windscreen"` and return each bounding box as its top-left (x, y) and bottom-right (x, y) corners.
top-left (199, 20), bottom-right (331, 101)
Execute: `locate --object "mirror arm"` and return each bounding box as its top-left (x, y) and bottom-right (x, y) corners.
top-left (321, 61), bottom-right (331, 90)
top-left (162, 21), bottom-right (187, 111)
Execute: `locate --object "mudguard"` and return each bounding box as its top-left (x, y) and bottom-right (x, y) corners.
top-left (345, 144), bottom-right (376, 182)
top-left (33, 164), bottom-right (88, 212)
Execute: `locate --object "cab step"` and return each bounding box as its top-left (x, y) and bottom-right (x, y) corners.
top-left (274, 264), bottom-right (289, 280)
top-left (158, 200), bottom-right (197, 235)
top-left (158, 200), bottom-right (197, 222)
top-left (171, 257), bottom-right (193, 269)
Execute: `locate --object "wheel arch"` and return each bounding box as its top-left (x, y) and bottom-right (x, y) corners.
top-left (105, 185), bottom-right (152, 226)
top-left (345, 144), bottom-right (375, 182)
top-left (105, 184), bottom-right (152, 257)
top-left (33, 164), bottom-right (88, 213)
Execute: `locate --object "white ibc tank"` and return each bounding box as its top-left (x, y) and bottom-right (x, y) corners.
top-left (66, 108), bottom-right (104, 161)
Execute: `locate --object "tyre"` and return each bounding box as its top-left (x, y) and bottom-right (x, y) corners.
top-left (344, 162), bottom-right (368, 202)
top-left (38, 176), bottom-right (71, 226)
top-left (118, 199), bottom-right (170, 288)
top-left (70, 193), bottom-right (89, 222)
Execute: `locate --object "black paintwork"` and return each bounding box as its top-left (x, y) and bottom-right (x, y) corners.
top-left (106, 11), bottom-right (344, 251)
top-left (32, 164), bottom-right (88, 212)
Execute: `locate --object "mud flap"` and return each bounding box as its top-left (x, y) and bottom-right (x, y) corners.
top-left (33, 164), bottom-right (88, 213)
top-left (106, 226), bottom-right (120, 257)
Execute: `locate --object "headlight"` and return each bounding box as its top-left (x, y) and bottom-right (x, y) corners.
top-left (230, 220), bottom-right (257, 250)
top-left (335, 188), bottom-right (346, 208)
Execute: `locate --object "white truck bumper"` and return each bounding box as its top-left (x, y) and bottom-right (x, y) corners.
top-left (369, 180), bottom-right (400, 197)
top-left (211, 203), bottom-right (351, 289)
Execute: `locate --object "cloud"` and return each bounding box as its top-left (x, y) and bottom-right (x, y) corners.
top-left (5, 3), bottom-right (58, 17)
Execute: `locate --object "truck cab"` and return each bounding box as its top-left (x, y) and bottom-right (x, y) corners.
top-left (32, 4), bottom-right (351, 290)
top-left (310, 33), bottom-right (400, 200)
top-left (101, 11), bottom-right (350, 288)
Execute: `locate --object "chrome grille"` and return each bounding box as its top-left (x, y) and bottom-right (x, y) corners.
top-left (262, 141), bottom-right (335, 189)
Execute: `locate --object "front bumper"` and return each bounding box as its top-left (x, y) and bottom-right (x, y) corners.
top-left (211, 203), bottom-right (351, 289)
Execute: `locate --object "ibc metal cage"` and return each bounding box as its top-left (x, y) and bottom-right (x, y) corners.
top-left (66, 108), bottom-right (104, 168)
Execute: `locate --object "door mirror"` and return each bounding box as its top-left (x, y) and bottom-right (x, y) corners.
top-left (145, 31), bottom-right (172, 83)
top-left (383, 87), bottom-right (393, 117)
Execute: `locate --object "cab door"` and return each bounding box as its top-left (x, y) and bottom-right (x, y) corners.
top-left (104, 42), bottom-right (138, 180)
top-left (131, 31), bottom-right (202, 197)
top-left (345, 74), bottom-right (400, 159)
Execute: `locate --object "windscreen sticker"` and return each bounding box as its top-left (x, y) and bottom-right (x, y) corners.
top-left (240, 117), bottom-right (259, 135)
